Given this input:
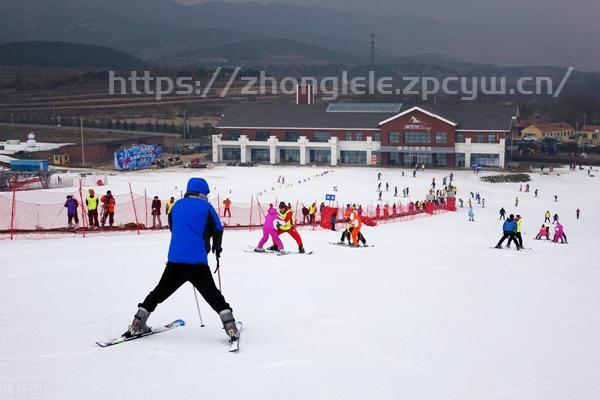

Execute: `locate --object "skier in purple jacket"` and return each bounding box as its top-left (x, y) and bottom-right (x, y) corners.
top-left (64, 195), bottom-right (79, 228)
top-left (255, 207), bottom-right (284, 253)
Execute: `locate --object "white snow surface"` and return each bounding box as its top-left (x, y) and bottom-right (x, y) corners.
top-left (1, 165), bottom-right (599, 400)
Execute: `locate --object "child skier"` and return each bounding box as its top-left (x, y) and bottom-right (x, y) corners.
top-left (64, 195), bottom-right (79, 228)
top-left (124, 178), bottom-right (238, 345)
top-left (270, 202), bottom-right (305, 253)
top-left (468, 207), bottom-right (475, 222)
top-left (535, 224), bottom-right (550, 240)
top-left (553, 222), bottom-right (567, 243)
top-left (255, 207), bottom-right (284, 253)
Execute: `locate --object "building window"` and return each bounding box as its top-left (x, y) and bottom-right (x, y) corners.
top-left (284, 131), bottom-right (299, 142)
top-left (314, 132), bottom-right (331, 143)
top-left (222, 148), bottom-right (240, 161)
top-left (355, 132), bottom-right (363, 141)
top-left (389, 132), bottom-right (400, 143)
top-left (455, 153), bottom-right (465, 168)
top-left (374, 132), bottom-right (381, 141)
top-left (309, 149), bottom-right (331, 163)
top-left (435, 132), bottom-right (448, 144)
top-left (435, 154), bottom-right (447, 166)
top-left (225, 131), bottom-right (241, 140)
top-left (250, 148), bottom-right (270, 162)
top-left (280, 149), bottom-right (300, 162)
top-left (456, 133), bottom-right (464, 143)
top-left (476, 134), bottom-right (484, 143)
top-left (404, 132), bottom-right (431, 144)
top-left (471, 153), bottom-right (500, 167)
top-left (255, 131), bottom-right (271, 141)
top-left (345, 132), bottom-right (353, 141)
top-left (340, 151), bottom-right (367, 164)
top-left (487, 134), bottom-right (496, 143)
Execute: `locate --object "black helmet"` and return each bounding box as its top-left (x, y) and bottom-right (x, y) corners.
top-left (278, 201), bottom-right (286, 209)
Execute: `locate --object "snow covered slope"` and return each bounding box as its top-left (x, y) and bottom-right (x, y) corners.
top-left (1, 166), bottom-right (598, 400)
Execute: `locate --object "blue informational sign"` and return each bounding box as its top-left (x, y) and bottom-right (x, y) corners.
top-left (325, 194), bottom-right (336, 201)
top-left (114, 144), bottom-right (163, 171)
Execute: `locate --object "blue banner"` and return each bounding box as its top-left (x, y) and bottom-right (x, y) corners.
top-left (114, 144), bottom-right (163, 171)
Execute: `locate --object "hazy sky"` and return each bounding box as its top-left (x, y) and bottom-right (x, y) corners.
top-left (175, 0), bottom-right (600, 27)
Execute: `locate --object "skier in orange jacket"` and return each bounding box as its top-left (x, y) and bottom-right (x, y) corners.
top-left (349, 209), bottom-right (363, 247)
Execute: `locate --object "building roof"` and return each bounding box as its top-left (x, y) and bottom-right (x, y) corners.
top-left (536, 122), bottom-right (574, 132)
top-left (582, 125), bottom-right (600, 132)
top-left (217, 103), bottom-right (517, 131)
top-left (217, 103), bottom-right (393, 130)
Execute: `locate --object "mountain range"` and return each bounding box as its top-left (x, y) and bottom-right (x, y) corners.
top-left (0, 0), bottom-right (598, 70)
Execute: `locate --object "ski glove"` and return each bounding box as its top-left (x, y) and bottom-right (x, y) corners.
top-left (213, 246), bottom-right (223, 258)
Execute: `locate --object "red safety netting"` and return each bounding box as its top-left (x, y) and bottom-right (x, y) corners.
top-left (0, 177), bottom-right (455, 239)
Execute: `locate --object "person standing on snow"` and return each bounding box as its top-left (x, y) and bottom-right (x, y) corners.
top-left (255, 207), bottom-right (284, 253)
top-left (222, 198), bottom-right (232, 218)
top-left (165, 196), bottom-right (176, 228)
top-left (124, 178), bottom-right (239, 343)
top-left (309, 202), bottom-right (317, 225)
top-left (64, 195), bottom-right (79, 229)
top-left (100, 190), bottom-right (116, 228)
top-left (495, 214), bottom-right (520, 250)
top-left (553, 213), bottom-right (559, 224)
top-left (553, 222), bottom-right (567, 243)
top-left (151, 196), bottom-right (162, 228)
top-left (301, 205), bottom-right (310, 224)
top-left (349, 208), bottom-right (363, 247)
top-left (270, 202), bottom-right (305, 253)
top-left (544, 210), bottom-right (551, 223)
top-left (86, 189), bottom-right (100, 229)
top-left (576, 208), bottom-right (580, 219)
top-left (468, 207), bottom-right (475, 222)
top-left (510, 214), bottom-right (524, 249)
top-left (499, 207), bottom-right (506, 220)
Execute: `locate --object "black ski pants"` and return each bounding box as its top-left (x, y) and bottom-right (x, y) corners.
top-left (497, 232), bottom-right (519, 248)
top-left (140, 262), bottom-right (231, 314)
top-left (341, 228), bottom-right (366, 244)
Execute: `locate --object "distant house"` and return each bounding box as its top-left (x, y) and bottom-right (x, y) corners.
top-left (581, 125), bottom-right (600, 145)
top-left (520, 125), bottom-right (544, 140)
top-left (521, 122), bottom-right (574, 142)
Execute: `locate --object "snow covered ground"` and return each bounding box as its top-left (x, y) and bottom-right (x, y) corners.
top-left (1, 165), bottom-right (599, 400)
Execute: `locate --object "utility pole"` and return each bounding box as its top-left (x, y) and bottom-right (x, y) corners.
top-left (80, 116), bottom-right (86, 167)
top-left (182, 109), bottom-right (187, 140)
top-left (370, 33), bottom-right (375, 72)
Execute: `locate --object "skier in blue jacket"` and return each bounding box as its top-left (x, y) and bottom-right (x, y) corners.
top-left (125, 178), bottom-right (238, 342)
top-left (495, 214), bottom-right (520, 250)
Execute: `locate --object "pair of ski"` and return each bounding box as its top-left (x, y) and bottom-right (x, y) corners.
top-left (245, 246), bottom-right (313, 255)
top-left (329, 242), bottom-right (375, 248)
top-left (490, 246), bottom-right (532, 251)
top-left (96, 320), bottom-right (243, 352)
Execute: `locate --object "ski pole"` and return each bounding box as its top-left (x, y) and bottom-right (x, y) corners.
top-left (191, 285), bottom-right (205, 327)
top-left (216, 256), bottom-right (222, 292)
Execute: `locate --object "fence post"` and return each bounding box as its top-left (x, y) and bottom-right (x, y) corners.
top-left (78, 179), bottom-right (87, 238)
top-left (129, 183), bottom-right (140, 235)
top-left (10, 174), bottom-right (17, 240)
top-left (217, 194), bottom-right (221, 218)
top-left (248, 196), bottom-right (254, 231)
top-left (144, 189), bottom-right (148, 229)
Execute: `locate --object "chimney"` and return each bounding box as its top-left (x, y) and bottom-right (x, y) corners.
top-left (296, 83), bottom-right (314, 105)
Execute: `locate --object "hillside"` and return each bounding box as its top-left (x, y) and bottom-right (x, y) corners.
top-left (0, 41), bottom-right (146, 69)
top-left (0, 0), bottom-right (598, 70)
top-left (170, 38), bottom-right (360, 66)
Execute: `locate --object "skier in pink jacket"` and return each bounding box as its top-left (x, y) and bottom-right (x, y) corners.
top-left (255, 207), bottom-right (285, 253)
top-left (553, 222), bottom-right (567, 243)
